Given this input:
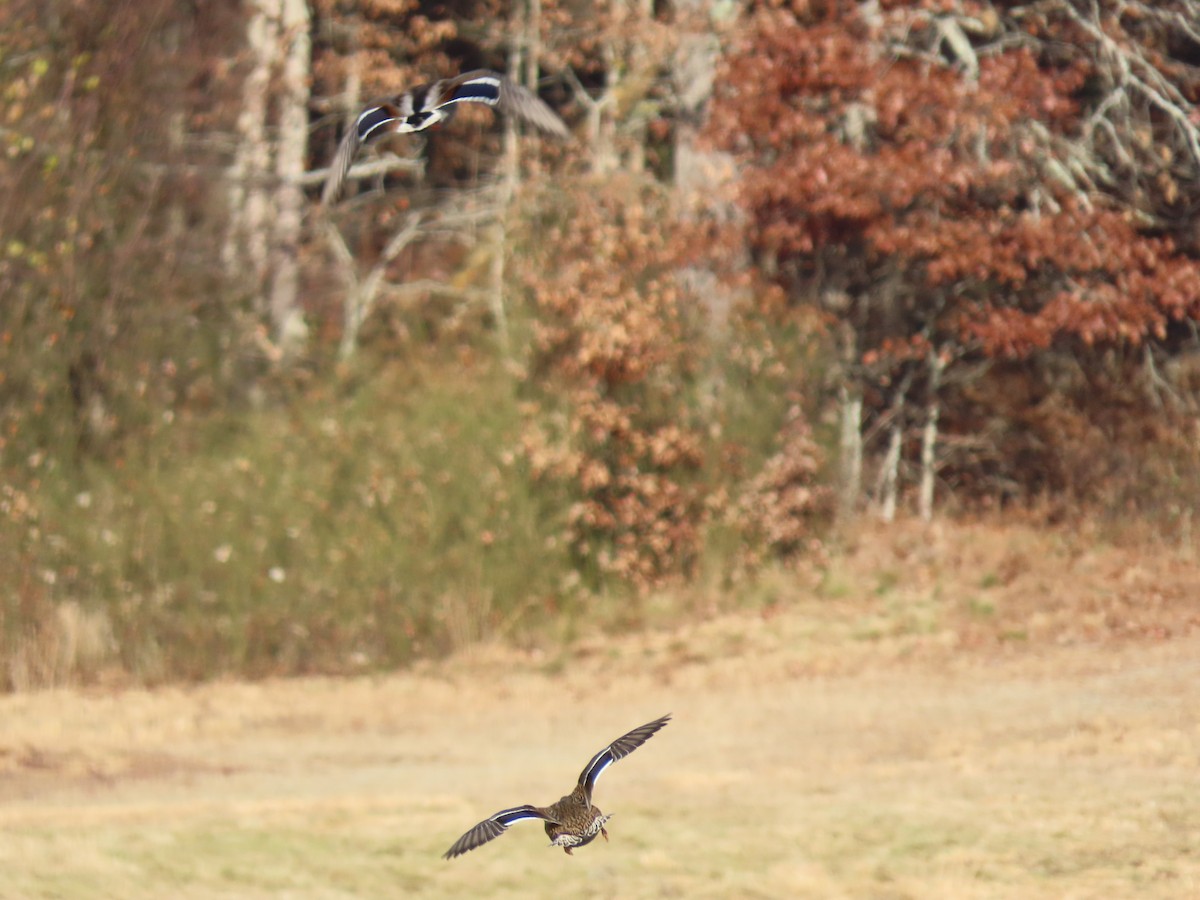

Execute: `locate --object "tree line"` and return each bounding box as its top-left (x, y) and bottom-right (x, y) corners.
top-left (0, 0), bottom-right (1196, 684)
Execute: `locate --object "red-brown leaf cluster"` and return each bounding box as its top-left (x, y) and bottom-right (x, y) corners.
top-left (731, 408), bottom-right (832, 568)
top-left (512, 177), bottom-right (711, 589)
top-left (709, 0), bottom-right (1200, 500)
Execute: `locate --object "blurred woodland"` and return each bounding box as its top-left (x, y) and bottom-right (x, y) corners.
top-left (1, 0), bottom-right (1197, 688)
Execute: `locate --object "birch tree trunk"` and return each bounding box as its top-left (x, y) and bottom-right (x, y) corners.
top-left (222, 0), bottom-right (313, 360)
top-left (486, 8), bottom-right (524, 349)
top-left (223, 0), bottom-right (279, 295)
top-left (268, 0), bottom-right (312, 358)
top-left (874, 368), bottom-right (913, 523)
top-left (878, 422), bottom-right (901, 523)
top-left (599, 55), bottom-right (618, 174)
top-left (524, 0), bottom-right (541, 94)
top-left (839, 382), bottom-right (864, 522)
top-left (671, 2), bottom-right (739, 332)
top-left (918, 351), bottom-right (945, 522)
top-left (836, 323), bottom-right (863, 522)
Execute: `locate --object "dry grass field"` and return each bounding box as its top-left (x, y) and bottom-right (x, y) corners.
top-left (1, 520), bottom-right (1197, 899)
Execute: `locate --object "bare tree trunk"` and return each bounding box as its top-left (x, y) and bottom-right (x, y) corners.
top-left (486, 137), bottom-right (515, 348)
top-left (836, 323), bottom-right (863, 522)
top-left (486, 10), bottom-right (525, 350)
top-left (919, 351), bottom-right (945, 522)
top-left (671, 5), bottom-right (737, 334)
top-left (223, 0), bottom-right (279, 295)
top-left (524, 0), bottom-right (541, 94)
top-left (622, 0), bottom-right (657, 175)
top-left (873, 367), bottom-right (914, 522)
top-left (569, 39), bottom-right (620, 175)
top-left (162, 19), bottom-right (187, 248)
top-left (838, 383), bottom-right (863, 522)
top-left (878, 422), bottom-right (902, 523)
top-left (268, 0), bottom-right (312, 358)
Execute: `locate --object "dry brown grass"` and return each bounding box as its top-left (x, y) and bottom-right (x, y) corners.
top-left (0, 518), bottom-right (1197, 898)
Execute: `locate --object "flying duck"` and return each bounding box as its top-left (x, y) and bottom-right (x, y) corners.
top-left (443, 714), bottom-right (671, 859)
top-left (321, 69), bottom-right (569, 205)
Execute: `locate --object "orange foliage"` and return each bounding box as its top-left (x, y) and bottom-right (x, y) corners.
top-left (709, 1), bottom-right (1200, 502)
top-left (732, 409), bottom-right (832, 567)
top-left (513, 178), bottom-right (710, 589)
top-left (713, 2), bottom-right (1200, 358)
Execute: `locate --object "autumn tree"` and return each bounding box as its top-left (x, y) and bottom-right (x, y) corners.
top-left (709, 0), bottom-right (1200, 517)
top-left (0, 0), bottom-right (250, 684)
top-left (510, 176), bottom-right (710, 590)
top-left (0, 0), bottom-right (241, 463)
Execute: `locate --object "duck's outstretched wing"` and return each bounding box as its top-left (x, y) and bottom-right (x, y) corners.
top-left (443, 805), bottom-right (557, 859)
top-left (319, 97), bottom-right (415, 206)
top-left (434, 70), bottom-right (569, 138)
top-left (577, 714), bottom-right (671, 803)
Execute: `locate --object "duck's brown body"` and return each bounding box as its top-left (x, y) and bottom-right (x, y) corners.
top-left (539, 785), bottom-right (612, 854)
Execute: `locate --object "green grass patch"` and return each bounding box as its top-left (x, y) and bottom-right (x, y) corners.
top-left (0, 353), bottom-right (570, 684)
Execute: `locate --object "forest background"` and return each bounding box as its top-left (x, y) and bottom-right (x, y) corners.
top-left (2, 0), bottom-right (1198, 689)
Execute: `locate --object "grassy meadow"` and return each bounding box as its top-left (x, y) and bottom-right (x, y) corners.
top-left (1, 519), bottom-right (1198, 898)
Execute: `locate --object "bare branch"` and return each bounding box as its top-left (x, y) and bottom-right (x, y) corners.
top-left (1048, 0), bottom-right (1200, 169)
top-left (325, 210), bottom-right (425, 358)
top-left (381, 279), bottom-right (489, 302)
top-left (936, 16), bottom-right (980, 80)
top-left (298, 153), bottom-right (423, 189)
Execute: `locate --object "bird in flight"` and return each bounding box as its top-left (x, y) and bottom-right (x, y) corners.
top-left (443, 713), bottom-right (671, 859)
top-left (321, 69), bottom-right (569, 205)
